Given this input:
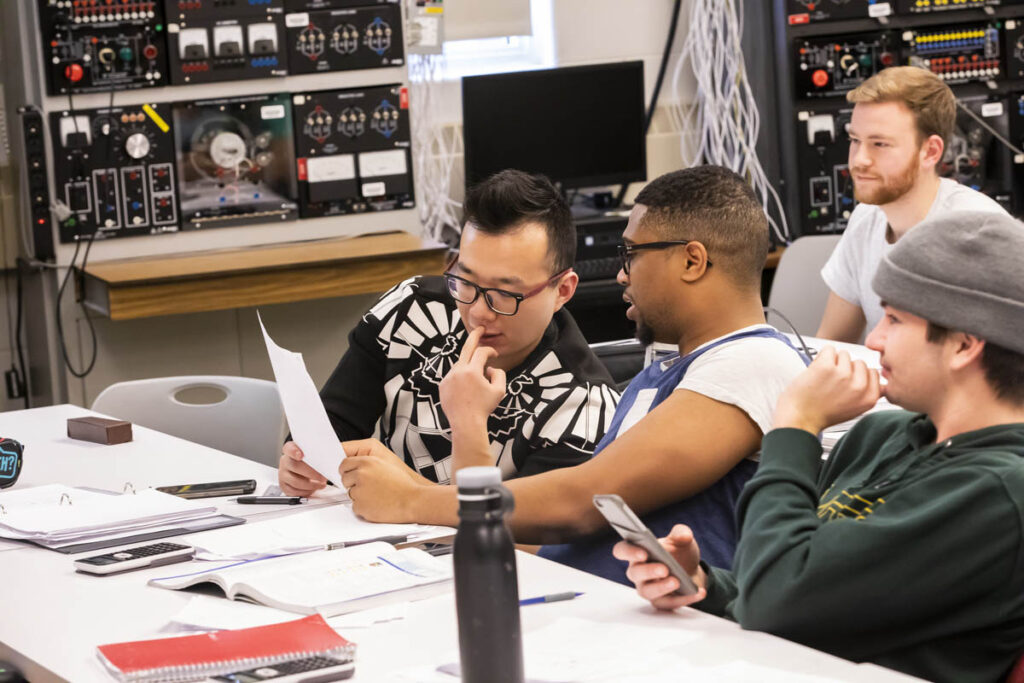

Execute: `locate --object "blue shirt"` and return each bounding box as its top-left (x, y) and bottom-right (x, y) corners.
top-left (538, 327), bottom-right (808, 585)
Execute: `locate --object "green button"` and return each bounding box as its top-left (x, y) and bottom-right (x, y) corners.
top-left (67, 217), bottom-right (77, 227)
top-left (809, 210), bottom-right (819, 219)
top-left (119, 47), bottom-right (133, 62)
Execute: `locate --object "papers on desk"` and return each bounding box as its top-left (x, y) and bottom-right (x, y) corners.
top-left (259, 313), bottom-right (346, 483)
top-left (149, 541), bottom-right (453, 617)
top-left (417, 617), bottom-right (856, 683)
top-left (180, 504), bottom-right (454, 561)
top-left (0, 484), bottom-right (230, 550)
top-left (165, 595), bottom-right (408, 633)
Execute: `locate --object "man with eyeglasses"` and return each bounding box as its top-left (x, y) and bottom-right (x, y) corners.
top-left (278, 169), bottom-right (619, 492)
top-left (333, 166), bottom-right (810, 586)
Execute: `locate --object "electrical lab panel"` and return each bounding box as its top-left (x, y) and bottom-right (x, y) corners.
top-left (292, 84), bottom-right (413, 217)
top-left (285, 0), bottom-right (398, 9)
top-left (895, 0), bottom-right (1002, 14)
top-left (38, 0), bottom-right (169, 95)
top-left (1008, 93), bottom-right (1024, 212)
top-left (795, 32), bottom-right (898, 98)
top-left (1004, 19), bottom-right (1024, 78)
top-left (795, 107), bottom-right (856, 234)
top-left (172, 93), bottom-right (298, 229)
top-left (164, 0), bottom-right (287, 84)
top-left (164, 0), bottom-right (286, 21)
top-left (49, 103), bottom-right (179, 242)
top-left (284, 4), bottom-right (404, 75)
top-left (903, 22), bottom-right (1002, 84)
top-left (783, 0), bottom-right (885, 25)
top-left (942, 95), bottom-right (1014, 211)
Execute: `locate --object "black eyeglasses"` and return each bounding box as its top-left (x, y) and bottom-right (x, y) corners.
top-left (443, 269), bottom-right (572, 316)
top-left (617, 241), bottom-right (712, 275)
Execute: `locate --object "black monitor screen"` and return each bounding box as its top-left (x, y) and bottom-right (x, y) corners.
top-left (462, 61), bottom-right (647, 190)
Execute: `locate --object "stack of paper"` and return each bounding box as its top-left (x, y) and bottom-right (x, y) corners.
top-left (0, 484), bottom-right (223, 549)
top-left (180, 505), bottom-right (454, 561)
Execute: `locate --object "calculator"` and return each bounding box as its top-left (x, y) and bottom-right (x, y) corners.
top-left (209, 656), bottom-right (354, 682)
top-left (73, 542), bottom-right (195, 576)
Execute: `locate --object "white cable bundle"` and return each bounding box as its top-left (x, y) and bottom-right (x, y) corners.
top-left (408, 52), bottom-right (463, 242)
top-left (672, 0), bottom-right (791, 243)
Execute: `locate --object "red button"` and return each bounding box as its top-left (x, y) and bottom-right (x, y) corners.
top-left (811, 69), bottom-right (829, 88)
top-left (64, 63), bottom-right (84, 82)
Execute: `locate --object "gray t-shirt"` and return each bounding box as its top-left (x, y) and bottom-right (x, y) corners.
top-left (820, 178), bottom-right (1007, 333)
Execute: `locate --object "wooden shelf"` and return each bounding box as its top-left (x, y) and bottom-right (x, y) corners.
top-left (767, 246), bottom-right (785, 270)
top-left (78, 231), bottom-right (449, 320)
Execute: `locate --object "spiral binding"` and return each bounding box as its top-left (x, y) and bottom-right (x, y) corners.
top-left (98, 644), bottom-right (356, 682)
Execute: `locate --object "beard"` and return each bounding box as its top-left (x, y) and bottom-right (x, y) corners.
top-left (636, 319), bottom-right (655, 346)
top-left (853, 155), bottom-right (919, 205)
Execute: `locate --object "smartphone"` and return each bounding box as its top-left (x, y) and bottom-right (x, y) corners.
top-left (155, 479), bottom-right (256, 499)
top-left (593, 494), bottom-right (699, 596)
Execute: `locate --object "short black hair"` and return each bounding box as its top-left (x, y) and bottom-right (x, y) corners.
top-left (462, 169), bottom-right (575, 273)
top-left (926, 323), bottom-right (1024, 405)
top-left (634, 166), bottom-right (769, 288)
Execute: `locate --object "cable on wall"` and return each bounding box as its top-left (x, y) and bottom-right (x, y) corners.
top-left (672, 0), bottom-right (791, 244)
top-left (408, 50), bottom-right (463, 243)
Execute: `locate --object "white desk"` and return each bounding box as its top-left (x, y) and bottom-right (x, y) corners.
top-left (0, 405), bottom-right (920, 682)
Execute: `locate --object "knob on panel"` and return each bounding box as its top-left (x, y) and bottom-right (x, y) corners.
top-left (124, 132), bottom-right (151, 160)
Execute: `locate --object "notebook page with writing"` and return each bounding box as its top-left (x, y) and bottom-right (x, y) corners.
top-left (149, 542), bottom-right (453, 616)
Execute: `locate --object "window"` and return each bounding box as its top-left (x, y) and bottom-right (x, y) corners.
top-left (440, 0), bottom-right (554, 79)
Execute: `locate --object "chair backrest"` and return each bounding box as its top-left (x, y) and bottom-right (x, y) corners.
top-left (767, 234), bottom-right (843, 336)
top-left (91, 376), bottom-right (287, 468)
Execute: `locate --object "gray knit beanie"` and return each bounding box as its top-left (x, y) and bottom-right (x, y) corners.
top-left (871, 210), bottom-right (1024, 354)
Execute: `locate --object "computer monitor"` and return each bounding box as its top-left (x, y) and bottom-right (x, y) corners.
top-left (461, 61), bottom-right (647, 191)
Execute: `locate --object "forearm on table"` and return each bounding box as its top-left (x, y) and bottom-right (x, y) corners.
top-left (504, 467), bottom-right (608, 544)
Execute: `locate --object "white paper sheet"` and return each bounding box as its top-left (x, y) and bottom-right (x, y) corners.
top-left (259, 312), bottom-right (346, 483)
top-left (424, 617), bottom-right (700, 683)
top-left (180, 504), bottom-right (453, 560)
top-left (165, 595), bottom-right (408, 633)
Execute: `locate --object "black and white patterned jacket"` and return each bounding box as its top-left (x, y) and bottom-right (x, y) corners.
top-left (320, 276), bottom-right (621, 484)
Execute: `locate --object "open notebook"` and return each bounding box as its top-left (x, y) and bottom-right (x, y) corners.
top-left (149, 542), bottom-right (453, 616)
top-left (0, 484), bottom-right (240, 552)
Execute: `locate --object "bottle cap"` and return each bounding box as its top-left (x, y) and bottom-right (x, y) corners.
top-left (456, 466), bottom-right (501, 490)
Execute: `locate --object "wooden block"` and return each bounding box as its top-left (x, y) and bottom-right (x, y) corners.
top-left (67, 417), bottom-right (133, 445)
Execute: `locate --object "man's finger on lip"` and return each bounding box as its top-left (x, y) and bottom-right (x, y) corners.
top-left (460, 326), bottom-right (483, 362)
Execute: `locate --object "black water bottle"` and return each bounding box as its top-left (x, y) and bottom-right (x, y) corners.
top-left (453, 466), bottom-right (524, 683)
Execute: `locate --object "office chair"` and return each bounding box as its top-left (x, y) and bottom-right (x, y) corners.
top-left (91, 376), bottom-right (287, 467)
top-left (766, 234), bottom-right (842, 336)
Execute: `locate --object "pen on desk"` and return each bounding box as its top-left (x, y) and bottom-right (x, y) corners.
top-left (325, 534), bottom-right (410, 550)
top-left (518, 591), bottom-right (584, 606)
top-left (235, 496), bottom-right (306, 505)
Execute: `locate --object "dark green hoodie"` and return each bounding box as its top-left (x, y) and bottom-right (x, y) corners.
top-left (698, 410), bottom-right (1024, 683)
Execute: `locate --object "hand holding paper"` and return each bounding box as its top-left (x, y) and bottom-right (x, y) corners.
top-left (259, 313), bottom-right (346, 486)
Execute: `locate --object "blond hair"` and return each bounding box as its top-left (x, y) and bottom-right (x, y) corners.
top-left (846, 66), bottom-right (955, 146)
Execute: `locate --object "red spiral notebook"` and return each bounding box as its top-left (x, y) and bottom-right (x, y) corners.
top-left (96, 614), bottom-right (355, 682)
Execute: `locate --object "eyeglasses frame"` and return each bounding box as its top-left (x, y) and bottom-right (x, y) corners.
top-left (443, 267), bottom-right (573, 317)
top-left (617, 240), bottom-right (713, 275)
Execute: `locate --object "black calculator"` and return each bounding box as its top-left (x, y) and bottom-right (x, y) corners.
top-left (73, 542), bottom-right (195, 575)
top-left (210, 656), bottom-right (354, 682)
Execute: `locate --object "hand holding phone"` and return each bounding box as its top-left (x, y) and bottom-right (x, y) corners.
top-left (593, 494), bottom-right (699, 596)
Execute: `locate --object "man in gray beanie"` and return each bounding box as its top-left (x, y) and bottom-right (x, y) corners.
top-left (614, 210), bottom-right (1024, 683)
